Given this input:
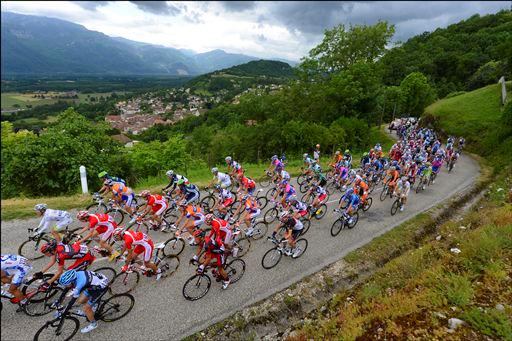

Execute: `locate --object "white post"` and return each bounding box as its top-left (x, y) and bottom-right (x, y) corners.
top-left (80, 165), bottom-right (88, 194)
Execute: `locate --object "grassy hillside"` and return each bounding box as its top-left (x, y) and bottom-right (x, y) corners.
top-left (424, 81), bottom-right (512, 167)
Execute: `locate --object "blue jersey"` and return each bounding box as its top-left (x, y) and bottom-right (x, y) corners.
top-left (106, 175), bottom-right (126, 185)
top-left (348, 194), bottom-right (360, 207)
top-left (70, 271), bottom-right (109, 299)
top-left (373, 159), bottom-right (383, 170)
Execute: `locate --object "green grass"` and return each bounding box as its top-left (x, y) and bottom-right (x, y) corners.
top-left (1, 92), bottom-right (123, 110)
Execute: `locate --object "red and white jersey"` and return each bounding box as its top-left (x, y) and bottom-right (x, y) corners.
top-left (122, 230), bottom-right (152, 250)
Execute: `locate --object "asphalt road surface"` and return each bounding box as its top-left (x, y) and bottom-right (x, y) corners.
top-left (1, 153), bottom-right (479, 341)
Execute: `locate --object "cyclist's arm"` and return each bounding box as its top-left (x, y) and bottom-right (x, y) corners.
top-left (36, 217), bottom-right (50, 235)
top-left (40, 254), bottom-right (57, 276)
top-left (77, 229), bottom-right (97, 244)
top-left (47, 262), bottom-right (65, 285)
top-left (174, 211), bottom-right (188, 233)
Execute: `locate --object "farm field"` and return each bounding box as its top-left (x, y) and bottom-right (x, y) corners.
top-left (1, 91), bottom-right (125, 110)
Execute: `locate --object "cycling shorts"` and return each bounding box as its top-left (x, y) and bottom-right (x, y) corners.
top-left (151, 202), bottom-right (168, 216)
top-left (95, 222), bottom-right (117, 241)
top-left (84, 286), bottom-right (108, 306)
top-left (185, 191), bottom-right (200, 204)
top-left (290, 229), bottom-right (302, 240)
top-left (247, 209), bottom-right (261, 219)
top-left (222, 197), bottom-right (234, 208)
top-left (318, 193), bottom-right (327, 202)
top-left (247, 187), bottom-right (255, 195)
top-left (133, 239), bottom-right (154, 262)
top-left (121, 193), bottom-right (135, 208)
top-left (219, 181), bottom-right (231, 189)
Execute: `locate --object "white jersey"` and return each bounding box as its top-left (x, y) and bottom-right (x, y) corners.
top-left (215, 172), bottom-right (231, 186)
top-left (219, 189), bottom-right (232, 200)
top-left (1, 254), bottom-right (29, 274)
top-left (281, 170), bottom-right (290, 180)
top-left (37, 209), bottom-right (72, 234)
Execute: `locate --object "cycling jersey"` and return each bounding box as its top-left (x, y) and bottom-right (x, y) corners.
top-left (396, 180), bottom-right (411, 195)
top-left (122, 230), bottom-right (154, 262)
top-left (1, 254), bottom-right (32, 286)
top-left (214, 172), bottom-right (231, 188)
top-left (147, 194), bottom-right (168, 216)
top-left (273, 159), bottom-right (284, 171)
top-left (240, 176), bottom-right (256, 194)
top-left (209, 218), bottom-right (232, 246)
top-left (69, 270), bottom-right (109, 305)
top-left (284, 184), bottom-right (296, 199)
top-left (281, 170), bottom-right (290, 181)
top-left (348, 193), bottom-right (360, 207)
top-left (55, 243), bottom-right (89, 265)
top-left (88, 214), bottom-right (117, 241)
top-left (244, 198), bottom-right (261, 219)
top-left (106, 175), bottom-right (126, 185)
top-left (163, 174), bottom-right (189, 191)
top-left (112, 183), bottom-right (135, 207)
top-left (180, 183), bottom-right (200, 203)
top-left (36, 209), bottom-right (72, 234)
top-left (291, 201), bottom-right (308, 216)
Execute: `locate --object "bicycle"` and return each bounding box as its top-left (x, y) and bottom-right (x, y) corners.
top-left (109, 242), bottom-right (180, 295)
top-left (18, 226), bottom-right (85, 261)
top-left (390, 195), bottom-right (406, 216)
top-left (379, 181), bottom-right (394, 202)
top-left (415, 174), bottom-right (429, 193)
top-left (331, 210), bottom-right (359, 236)
top-left (261, 235), bottom-right (308, 269)
top-left (273, 217), bottom-right (311, 240)
top-left (182, 255), bottom-right (246, 301)
top-left (263, 201), bottom-right (286, 224)
top-left (33, 287), bottom-right (134, 341)
top-left (260, 170), bottom-right (280, 188)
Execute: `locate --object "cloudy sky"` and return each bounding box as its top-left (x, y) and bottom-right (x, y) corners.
top-left (2, 1), bottom-right (509, 61)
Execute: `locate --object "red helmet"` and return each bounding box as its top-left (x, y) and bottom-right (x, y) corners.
top-left (40, 239), bottom-right (57, 254)
top-left (77, 210), bottom-right (89, 221)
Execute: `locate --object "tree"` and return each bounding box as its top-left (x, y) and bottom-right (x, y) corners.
top-left (400, 72), bottom-right (436, 116)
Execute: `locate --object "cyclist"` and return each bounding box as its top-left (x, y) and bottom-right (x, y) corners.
top-left (34, 204), bottom-right (72, 240)
top-left (177, 179), bottom-right (200, 204)
top-left (343, 149), bottom-right (352, 167)
top-left (1, 254), bottom-right (32, 306)
top-left (113, 228), bottom-right (162, 280)
top-left (343, 191), bottom-right (360, 224)
top-left (232, 194), bottom-right (260, 237)
top-left (108, 180), bottom-right (136, 216)
top-left (75, 211), bottom-right (119, 261)
top-left (374, 143), bottom-right (383, 158)
top-left (431, 158), bottom-right (443, 183)
top-left (270, 155), bottom-right (285, 176)
top-left (162, 170), bottom-right (189, 193)
top-left (237, 174), bottom-right (257, 196)
top-left (289, 196), bottom-right (309, 220)
top-left (174, 203), bottom-right (205, 246)
top-left (384, 166), bottom-right (400, 193)
top-left (394, 176), bottom-right (411, 212)
top-left (138, 190), bottom-right (169, 231)
top-left (313, 144), bottom-right (321, 163)
top-left (360, 152), bottom-right (371, 171)
top-left (56, 269), bottom-right (109, 333)
top-left (329, 151), bottom-right (343, 173)
top-left (36, 239), bottom-right (95, 287)
top-left (211, 167), bottom-right (232, 189)
top-left (353, 176), bottom-right (369, 206)
top-left (272, 213), bottom-right (303, 257)
top-left (213, 185), bottom-right (234, 218)
top-left (308, 182), bottom-right (328, 216)
top-left (202, 214), bottom-right (231, 289)
top-left (225, 156), bottom-right (243, 177)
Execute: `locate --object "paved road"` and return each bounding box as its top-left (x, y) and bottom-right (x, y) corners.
top-left (1, 153), bottom-right (479, 341)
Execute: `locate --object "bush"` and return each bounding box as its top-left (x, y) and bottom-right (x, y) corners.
top-left (462, 308), bottom-right (512, 339)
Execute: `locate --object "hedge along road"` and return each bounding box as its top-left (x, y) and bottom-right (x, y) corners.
top-left (1, 152), bottom-right (479, 341)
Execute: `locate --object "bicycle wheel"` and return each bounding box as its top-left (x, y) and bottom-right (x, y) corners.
top-left (24, 286), bottom-right (65, 317)
top-left (22, 274), bottom-right (54, 297)
top-left (314, 203), bottom-right (327, 220)
top-left (229, 201), bottom-right (243, 220)
top-left (97, 293), bottom-right (135, 322)
top-left (18, 236), bottom-right (50, 260)
top-left (391, 199), bottom-right (400, 216)
top-left (379, 185), bottom-right (389, 201)
top-left (265, 187), bottom-right (277, 200)
top-left (183, 274), bottom-right (211, 301)
top-left (416, 181), bottom-right (423, 193)
top-left (264, 208), bottom-right (279, 224)
top-left (92, 267), bottom-right (117, 285)
top-left (347, 212), bottom-right (359, 229)
top-left (251, 222), bottom-right (268, 240)
top-left (301, 193), bottom-right (313, 205)
top-left (300, 218), bottom-right (311, 236)
top-left (225, 258), bottom-right (245, 284)
top-left (256, 196), bottom-right (268, 210)
top-left (86, 203), bottom-right (108, 214)
top-left (162, 237), bottom-right (185, 257)
top-left (299, 182), bottom-right (310, 194)
top-left (297, 173), bottom-right (307, 185)
top-left (339, 197), bottom-right (348, 209)
top-left (200, 195), bottom-right (216, 212)
top-left (325, 181), bottom-right (336, 195)
top-left (34, 316), bottom-right (79, 341)
top-left (362, 197), bottom-right (373, 212)
top-left (163, 210), bottom-right (180, 226)
top-left (108, 209), bottom-right (124, 225)
top-left (291, 239), bottom-right (308, 259)
top-left (262, 248), bottom-right (282, 269)
top-left (158, 255), bottom-right (180, 278)
top-left (233, 237), bottom-right (251, 258)
top-left (331, 218), bottom-right (344, 237)
top-left (109, 271), bottom-right (140, 295)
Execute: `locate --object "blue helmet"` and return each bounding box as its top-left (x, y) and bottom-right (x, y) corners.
top-left (59, 270), bottom-right (77, 286)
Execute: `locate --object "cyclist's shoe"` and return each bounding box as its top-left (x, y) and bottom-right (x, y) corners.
top-left (400, 206), bottom-right (404, 212)
top-left (188, 238), bottom-right (197, 246)
top-left (245, 228), bottom-right (255, 237)
top-left (53, 310), bottom-right (63, 319)
top-left (156, 269), bottom-right (163, 281)
top-left (284, 248), bottom-right (293, 256)
top-left (196, 265), bottom-right (205, 274)
top-left (232, 247), bottom-right (239, 258)
top-left (333, 208), bottom-right (339, 212)
top-left (222, 279), bottom-right (231, 290)
top-left (73, 309), bottom-right (87, 317)
top-left (109, 250), bottom-right (120, 262)
top-left (81, 321), bottom-right (98, 334)
top-left (292, 247), bottom-right (302, 258)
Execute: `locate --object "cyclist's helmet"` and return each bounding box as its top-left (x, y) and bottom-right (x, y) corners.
top-left (363, 152), bottom-right (369, 157)
top-left (376, 143), bottom-right (381, 147)
top-left (113, 227), bottom-right (124, 240)
top-left (211, 167), bottom-right (218, 174)
top-left (98, 171), bottom-right (108, 178)
top-left (279, 211), bottom-right (290, 222)
top-left (271, 155), bottom-right (278, 161)
top-left (205, 214), bottom-right (213, 223)
top-left (303, 153), bottom-right (309, 159)
top-left (345, 149), bottom-right (350, 154)
top-left (59, 270), bottom-right (77, 286)
top-left (34, 203), bottom-right (48, 211)
top-left (225, 156), bottom-right (232, 162)
top-left (176, 178), bottom-right (185, 186)
top-left (214, 184), bottom-right (221, 191)
top-left (355, 176), bottom-right (362, 184)
top-left (77, 210), bottom-right (89, 221)
top-left (104, 179), bottom-right (114, 186)
top-left (166, 170), bottom-right (174, 177)
top-left (335, 150), bottom-right (340, 155)
top-left (242, 194), bottom-right (249, 201)
top-left (345, 188), bottom-right (354, 195)
top-left (40, 239), bottom-right (57, 254)
top-left (392, 160), bottom-right (398, 166)
top-left (140, 190), bottom-right (151, 198)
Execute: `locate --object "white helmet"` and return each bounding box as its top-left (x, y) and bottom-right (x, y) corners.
top-left (303, 153), bottom-right (308, 159)
top-left (225, 156), bottom-right (232, 162)
top-left (211, 167), bottom-right (218, 174)
top-left (34, 203), bottom-right (48, 211)
top-left (166, 170), bottom-right (174, 177)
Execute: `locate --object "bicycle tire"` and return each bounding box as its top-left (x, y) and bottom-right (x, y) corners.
top-left (251, 222), bottom-right (268, 240)
top-left (183, 274), bottom-right (211, 301)
top-left (262, 248), bottom-right (282, 269)
top-left (200, 195), bottom-right (216, 212)
top-left (86, 203), bottom-right (108, 214)
top-left (265, 187), bottom-right (277, 200)
top-left (362, 197), bottom-right (373, 212)
top-left (109, 271), bottom-right (140, 295)
top-left (97, 293), bottom-right (135, 322)
top-left (416, 181), bottom-right (423, 193)
top-left (314, 203), bottom-right (327, 220)
top-left (379, 185), bottom-right (388, 202)
top-left (299, 182), bottom-right (310, 194)
top-left (331, 218), bottom-right (344, 237)
top-left (259, 176), bottom-right (271, 188)
top-left (297, 173), bottom-right (307, 185)
top-left (391, 199), bottom-right (400, 216)
top-left (24, 286), bottom-right (64, 317)
top-left (347, 212), bottom-right (359, 229)
top-left (256, 196), bottom-right (268, 210)
top-left (162, 237), bottom-right (185, 257)
top-left (225, 258), bottom-right (245, 283)
top-left (108, 209), bottom-right (125, 225)
top-left (233, 236), bottom-right (251, 258)
top-left (300, 218), bottom-right (311, 236)
top-left (34, 316), bottom-right (79, 341)
top-left (264, 208), bottom-right (279, 224)
top-left (339, 197), bottom-right (348, 209)
top-left (159, 255), bottom-right (180, 278)
top-left (291, 239), bottom-right (308, 258)
top-left (18, 236), bottom-right (50, 260)
top-left (22, 274), bottom-right (54, 297)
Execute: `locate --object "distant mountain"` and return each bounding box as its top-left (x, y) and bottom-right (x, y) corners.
top-left (1, 12), bottom-right (298, 76)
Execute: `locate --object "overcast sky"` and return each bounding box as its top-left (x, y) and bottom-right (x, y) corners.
top-left (2, 1), bottom-right (509, 61)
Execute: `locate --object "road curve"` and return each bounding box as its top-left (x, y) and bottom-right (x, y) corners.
top-left (1, 152), bottom-right (479, 341)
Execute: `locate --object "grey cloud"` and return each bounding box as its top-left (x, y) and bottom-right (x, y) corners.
top-left (72, 1), bottom-right (111, 11)
top-left (218, 1), bottom-right (256, 12)
top-left (129, 1), bottom-right (181, 15)
top-left (256, 34), bottom-right (267, 42)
